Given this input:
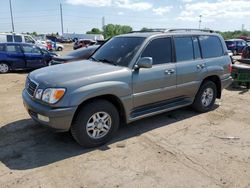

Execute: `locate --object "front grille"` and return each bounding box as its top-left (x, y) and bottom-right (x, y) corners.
top-left (26, 78), bottom-right (38, 97)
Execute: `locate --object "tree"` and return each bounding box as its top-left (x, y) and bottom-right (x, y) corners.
top-left (103, 24), bottom-right (132, 38)
top-left (86, 28), bottom-right (102, 34)
top-left (32, 31), bottom-right (37, 36)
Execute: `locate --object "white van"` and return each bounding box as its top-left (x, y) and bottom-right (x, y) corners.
top-left (0, 33), bottom-right (47, 49)
top-left (0, 33), bottom-right (36, 43)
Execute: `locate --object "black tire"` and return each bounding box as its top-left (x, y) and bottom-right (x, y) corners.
top-left (0, 62), bottom-right (10, 73)
top-left (57, 47), bottom-right (63, 51)
top-left (192, 81), bottom-right (217, 113)
top-left (71, 99), bottom-right (120, 148)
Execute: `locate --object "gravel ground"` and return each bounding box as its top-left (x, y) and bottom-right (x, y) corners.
top-left (0, 48), bottom-right (250, 188)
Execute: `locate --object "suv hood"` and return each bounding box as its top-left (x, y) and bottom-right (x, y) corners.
top-left (29, 60), bottom-right (126, 87)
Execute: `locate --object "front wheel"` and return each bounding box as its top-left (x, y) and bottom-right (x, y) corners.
top-left (71, 100), bottom-right (120, 148)
top-left (192, 81), bottom-right (217, 113)
top-left (0, 63), bottom-right (10, 73)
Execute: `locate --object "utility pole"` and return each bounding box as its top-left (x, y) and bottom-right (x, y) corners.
top-left (60, 3), bottom-right (64, 36)
top-left (9, 0), bottom-right (15, 32)
top-left (199, 15), bottom-right (202, 29)
top-left (102, 16), bottom-right (105, 30)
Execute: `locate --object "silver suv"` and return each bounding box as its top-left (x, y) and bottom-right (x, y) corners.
top-left (22, 29), bottom-right (232, 147)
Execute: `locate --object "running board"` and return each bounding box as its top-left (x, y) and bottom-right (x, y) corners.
top-left (130, 98), bottom-right (192, 121)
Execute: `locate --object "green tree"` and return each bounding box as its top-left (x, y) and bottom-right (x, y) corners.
top-left (103, 24), bottom-right (132, 38)
top-left (86, 28), bottom-right (102, 34)
top-left (32, 31), bottom-right (37, 36)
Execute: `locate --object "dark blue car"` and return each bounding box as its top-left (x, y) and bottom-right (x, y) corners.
top-left (0, 43), bottom-right (56, 73)
top-left (225, 39), bottom-right (248, 55)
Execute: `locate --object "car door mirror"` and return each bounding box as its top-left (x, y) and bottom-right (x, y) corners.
top-left (135, 57), bottom-right (153, 69)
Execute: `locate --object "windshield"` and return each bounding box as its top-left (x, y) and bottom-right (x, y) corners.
top-left (91, 37), bottom-right (145, 67)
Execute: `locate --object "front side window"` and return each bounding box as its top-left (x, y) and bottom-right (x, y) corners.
top-left (24, 36), bottom-right (34, 43)
top-left (92, 37), bottom-right (145, 67)
top-left (174, 37), bottom-right (193, 62)
top-left (22, 45), bottom-right (41, 54)
top-left (141, 37), bottom-right (172, 65)
top-left (6, 44), bottom-right (22, 53)
top-left (199, 36), bottom-right (223, 58)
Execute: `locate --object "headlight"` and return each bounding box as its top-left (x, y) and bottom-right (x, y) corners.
top-left (41, 88), bottom-right (66, 104)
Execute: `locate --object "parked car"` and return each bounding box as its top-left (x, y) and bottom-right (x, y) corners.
top-left (0, 33), bottom-right (47, 49)
top-left (225, 39), bottom-right (248, 55)
top-left (241, 46), bottom-right (250, 59)
top-left (50, 45), bottom-right (99, 65)
top-left (22, 29), bottom-right (232, 147)
top-left (73, 39), bottom-right (96, 50)
top-left (0, 43), bottom-right (56, 73)
top-left (51, 41), bottom-right (64, 51)
top-left (57, 37), bottom-right (72, 43)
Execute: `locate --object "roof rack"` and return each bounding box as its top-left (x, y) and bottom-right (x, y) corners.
top-left (130, 28), bottom-right (214, 34)
top-left (166, 28), bottom-right (214, 33)
top-left (129, 28), bottom-right (167, 33)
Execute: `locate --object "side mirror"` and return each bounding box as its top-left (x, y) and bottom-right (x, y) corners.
top-left (135, 57), bottom-right (153, 69)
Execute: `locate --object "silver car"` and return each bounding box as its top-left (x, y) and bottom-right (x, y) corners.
top-left (22, 29), bottom-right (232, 147)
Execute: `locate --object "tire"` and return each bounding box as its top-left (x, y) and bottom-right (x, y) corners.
top-left (0, 62), bottom-right (10, 73)
top-left (192, 81), bottom-right (217, 113)
top-left (57, 47), bottom-right (63, 51)
top-left (71, 99), bottom-right (120, 148)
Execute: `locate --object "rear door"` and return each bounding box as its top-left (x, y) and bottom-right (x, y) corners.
top-left (5, 43), bottom-right (26, 69)
top-left (174, 36), bottom-right (207, 98)
top-left (22, 44), bottom-right (45, 68)
top-left (132, 37), bottom-right (177, 108)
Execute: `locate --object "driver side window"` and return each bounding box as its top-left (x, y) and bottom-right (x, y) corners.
top-left (141, 37), bottom-right (172, 65)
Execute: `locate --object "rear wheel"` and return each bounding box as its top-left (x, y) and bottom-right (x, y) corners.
top-left (192, 81), bottom-right (217, 113)
top-left (57, 47), bottom-right (63, 51)
top-left (71, 99), bottom-right (120, 148)
top-left (0, 63), bottom-right (9, 73)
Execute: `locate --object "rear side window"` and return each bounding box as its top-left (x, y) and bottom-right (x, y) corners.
top-left (142, 37), bottom-right (172, 65)
top-left (6, 44), bottom-right (22, 53)
top-left (174, 37), bottom-right (193, 62)
top-left (0, 44), bottom-right (5, 52)
top-left (7, 35), bottom-right (13, 42)
top-left (199, 36), bottom-right (223, 58)
top-left (14, 35), bottom-right (22, 42)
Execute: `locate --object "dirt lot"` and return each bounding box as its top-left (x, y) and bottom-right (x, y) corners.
top-left (1, 53), bottom-right (250, 187)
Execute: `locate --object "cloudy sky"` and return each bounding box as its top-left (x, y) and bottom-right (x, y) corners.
top-left (0, 0), bottom-right (249, 34)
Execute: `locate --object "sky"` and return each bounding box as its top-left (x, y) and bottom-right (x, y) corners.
top-left (0, 0), bottom-right (250, 34)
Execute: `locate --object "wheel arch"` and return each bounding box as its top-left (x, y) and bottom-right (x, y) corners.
top-left (201, 75), bottom-right (221, 99)
top-left (72, 94), bottom-right (126, 126)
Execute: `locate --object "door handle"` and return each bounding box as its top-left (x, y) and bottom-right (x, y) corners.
top-left (165, 69), bottom-right (175, 75)
top-left (197, 63), bottom-right (206, 69)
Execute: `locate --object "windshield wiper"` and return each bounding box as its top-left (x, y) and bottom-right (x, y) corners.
top-left (98, 58), bottom-right (117, 66)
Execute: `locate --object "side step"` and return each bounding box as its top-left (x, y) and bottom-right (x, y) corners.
top-left (130, 98), bottom-right (193, 121)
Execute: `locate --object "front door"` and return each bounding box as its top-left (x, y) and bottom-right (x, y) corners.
top-left (132, 37), bottom-right (177, 108)
top-left (22, 44), bottom-right (45, 68)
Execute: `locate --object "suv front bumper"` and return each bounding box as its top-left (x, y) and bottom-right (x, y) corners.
top-left (22, 90), bottom-right (77, 131)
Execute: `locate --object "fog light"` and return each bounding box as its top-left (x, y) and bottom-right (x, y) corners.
top-left (37, 114), bottom-right (49, 122)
